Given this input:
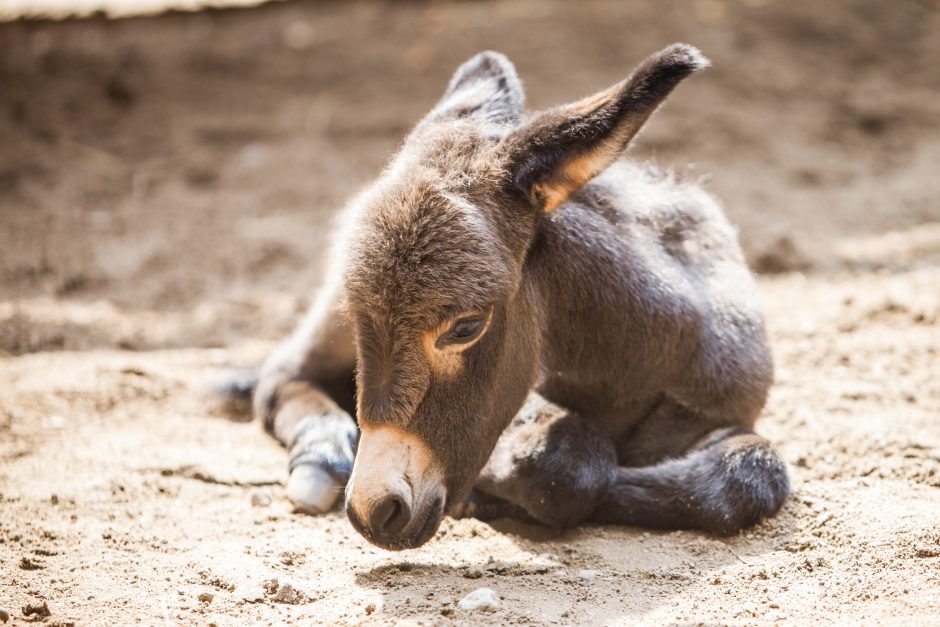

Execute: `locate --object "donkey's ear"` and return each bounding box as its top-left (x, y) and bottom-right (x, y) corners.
top-left (506, 44), bottom-right (708, 212)
top-left (423, 51), bottom-right (524, 128)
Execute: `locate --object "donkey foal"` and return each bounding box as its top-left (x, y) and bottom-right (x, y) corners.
top-left (247, 44), bottom-right (789, 550)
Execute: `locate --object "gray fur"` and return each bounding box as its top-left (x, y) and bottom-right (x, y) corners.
top-left (245, 44), bottom-right (789, 549)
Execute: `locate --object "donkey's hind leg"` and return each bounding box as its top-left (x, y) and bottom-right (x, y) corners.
top-left (458, 393), bottom-right (618, 528)
top-left (591, 427), bottom-right (789, 535)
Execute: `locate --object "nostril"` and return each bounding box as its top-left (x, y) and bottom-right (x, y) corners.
top-left (375, 497), bottom-right (400, 530)
top-left (372, 494), bottom-right (410, 536)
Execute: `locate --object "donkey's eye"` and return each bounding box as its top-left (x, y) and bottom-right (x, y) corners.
top-left (435, 309), bottom-right (492, 349)
top-left (451, 317), bottom-right (485, 341)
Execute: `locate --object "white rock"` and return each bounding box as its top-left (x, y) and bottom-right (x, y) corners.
top-left (234, 584), bottom-right (265, 603)
top-left (287, 465), bottom-right (340, 514)
top-left (458, 588), bottom-right (499, 612)
top-left (250, 490), bottom-right (272, 507)
top-left (577, 569), bottom-right (598, 581)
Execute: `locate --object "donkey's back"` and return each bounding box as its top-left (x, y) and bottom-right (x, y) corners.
top-left (531, 160), bottom-right (773, 451)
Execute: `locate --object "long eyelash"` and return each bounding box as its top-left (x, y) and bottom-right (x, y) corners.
top-left (435, 307), bottom-right (494, 350)
top-left (449, 310), bottom-right (484, 324)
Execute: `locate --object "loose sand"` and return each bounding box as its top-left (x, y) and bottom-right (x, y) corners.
top-left (1, 1), bottom-right (938, 624)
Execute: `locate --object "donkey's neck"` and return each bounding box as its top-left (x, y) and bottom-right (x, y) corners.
top-left (523, 183), bottom-right (680, 429)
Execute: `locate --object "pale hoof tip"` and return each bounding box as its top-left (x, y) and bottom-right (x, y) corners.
top-left (287, 464), bottom-right (341, 514)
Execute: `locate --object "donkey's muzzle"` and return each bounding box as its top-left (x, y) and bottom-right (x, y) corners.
top-left (345, 424), bottom-right (446, 550)
top-left (367, 493), bottom-right (410, 537)
top-left (346, 487), bottom-right (444, 550)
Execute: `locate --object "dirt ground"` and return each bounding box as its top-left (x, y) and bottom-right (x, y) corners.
top-left (1, 0), bottom-right (939, 624)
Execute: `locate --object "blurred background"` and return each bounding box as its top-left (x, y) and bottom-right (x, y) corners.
top-left (2, 0), bottom-right (938, 354)
top-left (2, 3), bottom-right (939, 624)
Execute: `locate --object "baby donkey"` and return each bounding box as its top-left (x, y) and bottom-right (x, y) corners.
top-left (249, 44), bottom-right (789, 550)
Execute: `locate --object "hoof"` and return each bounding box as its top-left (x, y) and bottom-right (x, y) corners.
top-left (287, 464), bottom-right (342, 514)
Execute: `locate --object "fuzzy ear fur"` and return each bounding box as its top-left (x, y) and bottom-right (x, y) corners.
top-left (422, 51), bottom-right (525, 129)
top-left (506, 43), bottom-right (709, 212)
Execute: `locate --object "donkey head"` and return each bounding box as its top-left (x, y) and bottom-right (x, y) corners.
top-left (343, 44), bottom-right (708, 549)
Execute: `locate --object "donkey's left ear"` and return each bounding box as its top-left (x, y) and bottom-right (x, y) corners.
top-left (506, 44), bottom-right (708, 212)
top-left (422, 51), bottom-right (525, 129)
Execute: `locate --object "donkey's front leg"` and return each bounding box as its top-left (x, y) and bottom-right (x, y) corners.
top-left (260, 378), bottom-right (356, 514)
top-left (254, 284), bottom-right (358, 514)
top-left (460, 393), bottom-right (618, 528)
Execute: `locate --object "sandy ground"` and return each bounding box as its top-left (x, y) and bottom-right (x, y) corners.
top-left (1, 0), bottom-right (939, 624)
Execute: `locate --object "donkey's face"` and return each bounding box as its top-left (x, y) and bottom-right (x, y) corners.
top-left (343, 44), bottom-right (708, 549)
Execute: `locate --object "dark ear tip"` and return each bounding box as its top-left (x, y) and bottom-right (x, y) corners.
top-left (447, 50), bottom-right (520, 96)
top-left (474, 50), bottom-right (513, 65)
top-left (457, 50), bottom-right (516, 77)
top-left (658, 43), bottom-right (711, 74)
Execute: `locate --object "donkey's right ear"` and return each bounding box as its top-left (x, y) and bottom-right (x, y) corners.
top-left (421, 51), bottom-right (525, 129)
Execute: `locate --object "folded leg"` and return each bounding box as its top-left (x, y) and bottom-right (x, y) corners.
top-left (253, 279), bottom-right (358, 514)
top-left (592, 426), bottom-right (789, 534)
top-left (459, 394), bottom-right (789, 535)
top-left (459, 393), bottom-right (616, 528)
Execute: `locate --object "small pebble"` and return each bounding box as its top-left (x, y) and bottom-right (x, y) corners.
top-left (458, 588), bottom-right (499, 612)
top-left (250, 491), bottom-right (272, 507)
top-left (577, 569), bottom-right (597, 581)
top-left (20, 602), bottom-right (50, 620)
top-left (197, 592), bottom-right (214, 604)
top-left (0, 609), bottom-right (9, 623)
top-left (234, 584), bottom-right (265, 603)
top-left (463, 566), bottom-right (484, 579)
top-left (273, 582), bottom-right (308, 605)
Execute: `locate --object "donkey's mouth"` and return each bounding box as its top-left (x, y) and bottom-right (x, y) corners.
top-left (415, 494), bottom-right (446, 539)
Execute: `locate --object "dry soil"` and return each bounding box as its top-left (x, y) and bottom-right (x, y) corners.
top-left (1, 1), bottom-right (939, 625)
